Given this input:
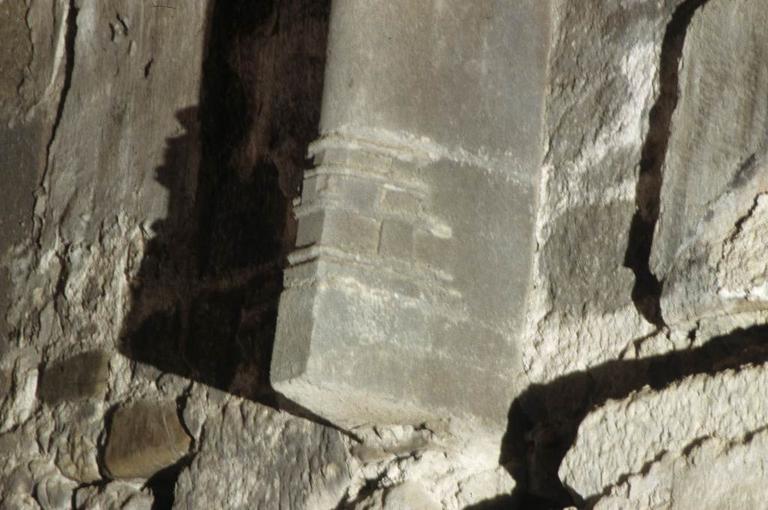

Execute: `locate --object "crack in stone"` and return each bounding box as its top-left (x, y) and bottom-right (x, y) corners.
top-left (40, 0), bottom-right (77, 191)
top-left (583, 424), bottom-right (768, 507)
top-left (727, 192), bottom-right (765, 245)
top-left (624, 0), bottom-right (710, 328)
top-left (584, 448), bottom-right (670, 507)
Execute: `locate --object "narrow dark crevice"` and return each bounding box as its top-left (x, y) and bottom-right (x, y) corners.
top-left (69, 480), bottom-right (110, 509)
top-left (144, 456), bottom-right (194, 510)
top-left (728, 192), bottom-right (765, 244)
top-left (118, 0), bottom-right (331, 410)
top-left (624, 0), bottom-right (709, 327)
top-left (333, 473), bottom-right (389, 510)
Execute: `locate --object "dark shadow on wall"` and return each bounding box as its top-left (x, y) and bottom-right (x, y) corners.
top-left (465, 2), bottom-right (719, 508)
top-left (623, 0), bottom-right (709, 327)
top-left (118, 0), bottom-right (330, 408)
top-left (462, 324), bottom-right (768, 510)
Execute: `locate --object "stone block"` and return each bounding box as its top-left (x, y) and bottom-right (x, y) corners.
top-left (300, 173), bottom-right (329, 204)
top-left (295, 210), bottom-right (325, 248)
top-left (104, 400), bottom-right (191, 479)
top-left (378, 220), bottom-right (414, 259)
top-left (412, 228), bottom-right (455, 278)
top-left (295, 208), bottom-right (380, 255)
top-left (324, 173), bottom-right (382, 213)
top-left (272, 0), bottom-right (551, 433)
top-left (320, 0), bottom-right (552, 166)
top-left (321, 209), bottom-right (381, 255)
top-left (313, 145), bottom-right (394, 175)
top-left (380, 187), bottom-right (422, 217)
top-left (38, 351), bottom-right (110, 405)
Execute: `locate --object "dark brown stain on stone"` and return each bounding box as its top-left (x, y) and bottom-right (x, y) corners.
top-left (38, 350), bottom-right (110, 405)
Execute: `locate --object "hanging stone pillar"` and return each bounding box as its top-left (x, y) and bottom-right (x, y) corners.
top-left (271, 0), bottom-right (551, 434)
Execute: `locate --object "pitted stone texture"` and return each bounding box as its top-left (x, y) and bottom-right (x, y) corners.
top-left (104, 400), bottom-right (191, 480)
top-left (651, 0), bottom-right (768, 325)
top-left (517, 0), bottom-right (683, 383)
top-left (272, 0), bottom-right (551, 433)
top-left (561, 362), bottom-right (768, 499)
top-left (50, 412), bottom-right (103, 484)
top-left (173, 388), bottom-right (350, 510)
top-left (74, 482), bottom-right (153, 510)
top-left (593, 432), bottom-right (768, 509)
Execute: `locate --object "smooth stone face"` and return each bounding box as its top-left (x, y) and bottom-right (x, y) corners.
top-left (104, 400), bottom-right (191, 479)
top-left (272, 0), bottom-right (551, 433)
top-left (38, 351), bottom-right (111, 405)
top-left (321, 0), bottom-right (551, 169)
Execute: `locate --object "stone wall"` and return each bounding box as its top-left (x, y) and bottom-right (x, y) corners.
top-left (0, 0), bottom-right (766, 509)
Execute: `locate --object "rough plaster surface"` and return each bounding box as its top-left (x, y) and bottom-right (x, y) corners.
top-left (0, 0), bottom-right (766, 508)
top-left (562, 360), bottom-right (768, 499)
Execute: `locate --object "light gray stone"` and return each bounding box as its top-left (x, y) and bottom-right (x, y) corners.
top-left (1, 0), bottom-right (768, 507)
top-left (593, 431), bottom-right (768, 509)
top-left (562, 362), bottom-right (768, 499)
top-left (272, 0), bottom-right (552, 434)
top-left (173, 391), bottom-right (350, 510)
top-left (383, 482), bottom-right (441, 510)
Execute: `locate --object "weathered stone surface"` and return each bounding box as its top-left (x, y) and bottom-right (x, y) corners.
top-left (272, 0), bottom-right (552, 433)
top-left (562, 360), bottom-right (768, 499)
top-left (30, 472), bottom-right (78, 510)
top-left (652, 0), bottom-right (768, 325)
top-left (0, 0), bottom-right (767, 507)
top-left (0, 0), bottom-right (32, 104)
top-left (382, 482), bottom-right (441, 510)
top-left (38, 350), bottom-right (110, 404)
top-left (518, 0), bottom-right (674, 384)
top-left (173, 386), bottom-right (350, 509)
top-left (0, 369), bottom-right (10, 399)
top-left (51, 421), bottom-right (102, 483)
top-left (593, 431), bottom-right (768, 509)
top-left (74, 481), bottom-right (153, 510)
top-left (104, 400), bottom-right (191, 480)
top-left (351, 482), bottom-right (441, 510)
